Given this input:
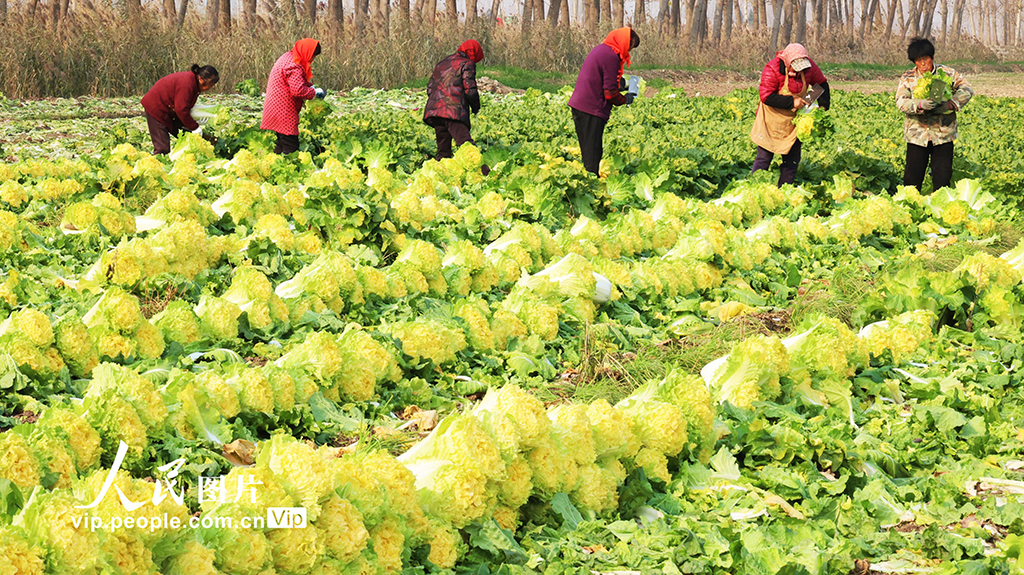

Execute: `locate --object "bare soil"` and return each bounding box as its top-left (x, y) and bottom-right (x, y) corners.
top-left (641, 69), bottom-right (1024, 98)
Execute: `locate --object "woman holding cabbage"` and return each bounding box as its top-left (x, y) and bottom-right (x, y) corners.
top-left (749, 43), bottom-right (830, 186)
top-left (141, 64), bottom-right (219, 155)
top-left (895, 37), bottom-right (973, 191)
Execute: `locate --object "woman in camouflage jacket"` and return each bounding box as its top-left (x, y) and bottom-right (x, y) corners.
top-left (895, 37), bottom-right (973, 191)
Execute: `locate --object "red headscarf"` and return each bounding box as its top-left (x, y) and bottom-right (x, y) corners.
top-left (459, 40), bottom-right (484, 63)
top-left (602, 27), bottom-right (634, 81)
top-left (292, 38), bottom-right (320, 82)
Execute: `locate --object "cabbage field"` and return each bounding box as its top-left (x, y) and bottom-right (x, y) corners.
top-left (2, 85), bottom-right (1024, 575)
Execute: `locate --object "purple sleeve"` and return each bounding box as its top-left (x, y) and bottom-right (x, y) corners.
top-left (599, 48), bottom-right (620, 93)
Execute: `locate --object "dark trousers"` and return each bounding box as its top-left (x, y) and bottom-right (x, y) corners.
top-left (433, 119), bottom-right (474, 159)
top-left (274, 133), bottom-right (300, 155)
top-left (572, 108), bottom-right (607, 175)
top-left (751, 140), bottom-right (802, 185)
top-left (903, 142), bottom-right (954, 191)
top-left (146, 112), bottom-right (182, 155)
top-left (433, 119), bottom-right (489, 175)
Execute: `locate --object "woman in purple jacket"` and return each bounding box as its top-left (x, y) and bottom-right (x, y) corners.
top-left (568, 28), bottom-right (639, 175)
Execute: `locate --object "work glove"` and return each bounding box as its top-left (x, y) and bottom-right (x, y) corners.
top-left (935, 100), bottom-right (958, 114)
top-left (314, 86), bottom-right (326, 99)
top-left (914, 99), bottom-right (939, 113)
top-left (192, 126), bottom-right (203, 137)
top-left (619, 77), bottom-right (627, 92)
top-left (625, 93), bottom-right (636, 105)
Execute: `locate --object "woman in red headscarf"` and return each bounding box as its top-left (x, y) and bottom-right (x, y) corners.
top-left (749, 43), bottom-right (830, 185)
top-left (568, 27), bottom-right (640, 175)
top-left (261, 38), bottom-right (325, 155)
top-left (424, 40), bottom-right (488, 174)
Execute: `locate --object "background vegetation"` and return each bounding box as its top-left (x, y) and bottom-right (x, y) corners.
top-left (0, 0), bottom-right (1010, 99)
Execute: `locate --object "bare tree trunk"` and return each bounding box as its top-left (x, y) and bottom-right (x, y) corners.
top-left (162, 0), bottom-right (177, 24)
top-left (901, 0), bottom-right (917, 38)
top-left (672, 0), bottom-right (682, 34)
top-left (725, 0), bottom-right (735, 40)
top-left (585, 0), bottom-right (598, 30)
top-left (207, 0), bottom-right (220, 32)
top-left (426, 0), bottom-right (437, 24)
top-left (488, 0), bottom-right (499, 18)
top-left (304, 0), bottom-right (315, 24)
top-left (939, 0), bottom-right (948, 39)
top-left (242, 0), bottom-right (257, 28)
top-left (466, 0), bottom-right (477, 22)
top-left (815, 0), bottom-right (826, 38)
top-left (356, 0), bottom-right (369, 31)
top-left (127, 0), bottom-right (141, 19)
top-left (922, 0), bottom-right (940, 35)
top-left (397, 0), bottom-right (409, 24)
top-left (601, 0), bottom-right (611, 22)
top-left (688, 0), bottom-right (708, 44)
top-left (782, 0), bottom-right (794, 42)
top-left (859, 0), bottom-right (875, 36)
top-left (524, 0), bottom-right (534, 33)
top-left (637, 0), bottom-right (646, 22)
top-left (374, 0), bottom-right (390, 35)
top-left (0, 0), bottom-right (6, 23)
top-left (327, 0), bottom-right (341, 28)
top-left (758, 0), bottom-right (768, 28)
top-left (966, 0), bottom-right (976, 38)
top-left (658, 0), bottom-right (670, 30)
top-left (881, 0), bottom-right (894, 39)
top-left (560, 0), bottom-right (569, 24)
top-left (548, 0), bottom-right (561, 20)
top-left (795, 0), bottom-right (807, 39)
top-left (220, 0), bottom-right (232, 30)
top-left (768, 0), bottom-right (784, 52)
top-left (615, 0), bottom-right (624, 24)
top-left (1015, 3), bottom-right (1021, 45)
top-left (711, 0), bottom-right (724, 43)
top-left (446, 0), bottom-right (457, 21)
top-left (176, 0), bottom-right (189, 28)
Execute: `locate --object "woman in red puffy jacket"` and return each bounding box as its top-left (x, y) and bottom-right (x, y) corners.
top-left (749, 43), bottom-right (830, 185)
top-left (141, 64), bottom-right (219, 155)
top-left (261, 39), bottom-right (325, 155)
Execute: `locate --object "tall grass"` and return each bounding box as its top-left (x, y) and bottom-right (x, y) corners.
top-left (0, 6), bottom-right (1001, 99)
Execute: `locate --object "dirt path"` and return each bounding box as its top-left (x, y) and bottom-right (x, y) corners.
top-left (643, 70), bottom-right (1024, 98)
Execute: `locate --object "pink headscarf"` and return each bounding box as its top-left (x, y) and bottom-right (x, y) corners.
top-left (776, 43), bottom-right (809, 68)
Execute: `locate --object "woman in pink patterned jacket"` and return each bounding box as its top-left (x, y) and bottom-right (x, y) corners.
top-left (261, 38), bottom-right (325, 155)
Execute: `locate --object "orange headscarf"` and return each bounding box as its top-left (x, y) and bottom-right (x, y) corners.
top-left (602, 27), bottom-right (634, 80)
top-left (292, 38), bottom-right (320, 82)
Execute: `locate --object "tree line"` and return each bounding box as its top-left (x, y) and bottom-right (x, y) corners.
top-left (2, 0), bottom-right (1022, 48)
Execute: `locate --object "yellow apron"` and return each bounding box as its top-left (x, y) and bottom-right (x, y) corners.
top-left (750, 72), bottom-right (807, 155)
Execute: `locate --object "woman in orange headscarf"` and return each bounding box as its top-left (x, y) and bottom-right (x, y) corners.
top-left (568, 27), bottom-right (639, 175)
top-left (261, 39), bottom-right (325, 155)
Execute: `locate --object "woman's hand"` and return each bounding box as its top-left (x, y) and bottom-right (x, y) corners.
top-left (792, 97), bottom-right (809, 111)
